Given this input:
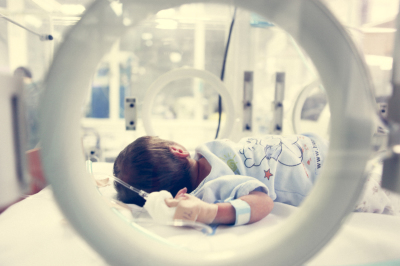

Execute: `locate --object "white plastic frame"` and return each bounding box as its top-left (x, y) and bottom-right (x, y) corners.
top-left (39, 0), bottom-right (375, 265)
top-left (142, 67), bottom-right (235, 139)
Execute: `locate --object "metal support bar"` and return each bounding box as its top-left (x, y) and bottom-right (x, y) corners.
top-left (0, 13), bottom-right (53, 41)
top-left (243, 71), bottom-right (253, 131)
top-left (124, 97), bottom-right (137, 131)
top-left (272, 72), bottom-right (285, 134)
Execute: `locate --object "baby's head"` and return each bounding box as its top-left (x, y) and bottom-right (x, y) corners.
top-left (113, 136), bottom-right (193, 206)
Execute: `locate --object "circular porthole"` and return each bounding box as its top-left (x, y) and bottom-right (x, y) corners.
top-left (292, 81), bottom-right (330, 140)
top-left (142, 67), bottom-right (235, 139)
top-left (39, 1), bottom-right (374, 265)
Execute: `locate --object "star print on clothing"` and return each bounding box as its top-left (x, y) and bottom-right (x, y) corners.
top-left (264, 169), bottom-right (273, 180)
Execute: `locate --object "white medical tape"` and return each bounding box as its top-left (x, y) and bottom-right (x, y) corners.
top-left (229, 198), bottom-right (251, 226)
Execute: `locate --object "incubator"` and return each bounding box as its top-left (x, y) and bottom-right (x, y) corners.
top-left (1, 0), bottom-right (400, 265)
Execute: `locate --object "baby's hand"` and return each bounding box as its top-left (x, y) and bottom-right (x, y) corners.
top-left (174, 188), bottom-right (187, 199)
top-left (165, 192), bottom-right (218, 224)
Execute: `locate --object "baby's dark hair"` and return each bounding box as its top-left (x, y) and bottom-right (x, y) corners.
top-left (113, 136), bottom-right (193, 207)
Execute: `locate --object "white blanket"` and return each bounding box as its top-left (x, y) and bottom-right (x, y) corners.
top-left (1, 162), bottom-right (400, 266)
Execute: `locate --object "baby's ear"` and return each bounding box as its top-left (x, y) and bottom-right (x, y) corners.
top-left (169, 145), bottom-right (190, 158)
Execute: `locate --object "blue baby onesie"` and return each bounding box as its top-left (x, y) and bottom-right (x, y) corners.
top-left (190, 134), bottom-right (328, 207)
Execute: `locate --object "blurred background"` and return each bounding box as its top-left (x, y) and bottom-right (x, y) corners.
top-left (0, 0), bottom-right (397, 163)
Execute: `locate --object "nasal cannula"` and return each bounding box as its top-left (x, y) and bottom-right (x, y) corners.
top-left (111, 176), bottom-right (149, 200)
top-left (86, 159), bottom-right (149, 200)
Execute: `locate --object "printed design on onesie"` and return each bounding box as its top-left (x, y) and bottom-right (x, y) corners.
top-left (239, 136), bottom-right (303, 178)
top-left (309, 138), bottom-right (323, 175)
top-left (264, 169), bottom-right (273, 180)
top-left (220, 153), bottom-right (241, 175)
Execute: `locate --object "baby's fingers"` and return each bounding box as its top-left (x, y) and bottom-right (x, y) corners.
top-left (175, 188), bottom-right (187, 199)
top-left (165, 198), bottom-right (180, 207)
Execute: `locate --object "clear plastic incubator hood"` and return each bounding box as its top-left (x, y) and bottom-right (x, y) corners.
top-left (38, 0), bottom-right (376, 265)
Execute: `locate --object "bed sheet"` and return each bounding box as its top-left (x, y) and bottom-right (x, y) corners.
top-left (0, 162), bottom-right (400, 266)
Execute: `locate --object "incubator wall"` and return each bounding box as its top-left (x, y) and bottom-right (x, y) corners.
top-left (1, 1), bottom-right (400, 265)
top-left (1, 0), bottom-right (397, 161)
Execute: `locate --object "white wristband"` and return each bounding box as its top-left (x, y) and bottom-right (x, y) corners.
top-left (229, 199), bottom-right (251, 226)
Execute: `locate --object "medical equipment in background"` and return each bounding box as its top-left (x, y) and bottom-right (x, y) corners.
top-left (0, 75), bottom-right (29, 212)
top-left (37, 0), bottom-right (380, 265)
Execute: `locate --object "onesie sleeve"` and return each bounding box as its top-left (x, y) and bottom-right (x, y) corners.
top-left (191, 175), bottom-right (270, 204)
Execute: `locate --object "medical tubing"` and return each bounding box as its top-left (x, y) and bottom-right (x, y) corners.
top-left (215, 6), bottom-right (237, 139)
top-left (112, 176), bottom-right (149, 200)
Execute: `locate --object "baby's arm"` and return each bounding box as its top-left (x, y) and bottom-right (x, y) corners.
top-left (166, 188), bottom-right (273, 225)
top-left (214, 191), bottom-right (273, 225)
